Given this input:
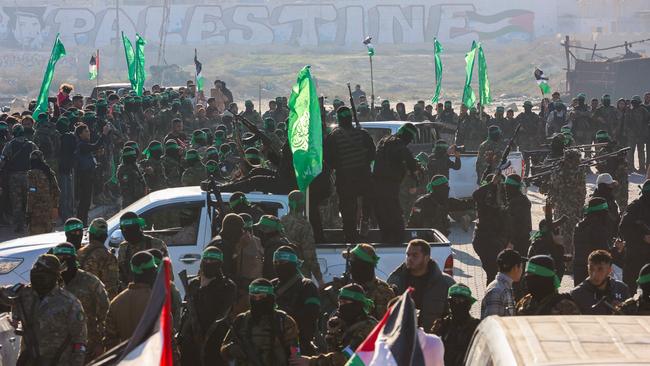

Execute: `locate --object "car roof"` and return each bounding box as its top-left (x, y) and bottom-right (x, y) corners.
top-left (94, 83), bottom-right (132, 88)
top-left (474, 315), bottom-right (650, 365)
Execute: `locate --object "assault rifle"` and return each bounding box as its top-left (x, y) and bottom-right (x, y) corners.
top-left (494, 124), bottom-right (522, 175)
top-left (231, 109), bottom-right (281, 157)
top-left (347, 83), bottom-right (361, 129)
top-left (200, 174), bottom-right (226, 237)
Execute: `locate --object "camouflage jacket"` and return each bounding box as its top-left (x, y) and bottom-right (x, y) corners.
top-left (221, 309), bottom-right (299, 366)
top-left (64, 269), bottom-right (110, 352)
top-left (26, 169), bottom-right (60, 215)
top-left (140, 157), bottom-right (167, 191)
top-left (617, 294), bottom-right (650, 315)
top-left (32, 122), bottom-right (59, 162)
top-left (117, 235), bottom-right (168, 285)
top-left (161, 155), bottom-right (183, 187)
top-left (515, 293), bottom-right (581, 315)
top-left (117, 162), bottom-right (146, 205)
top-left (181, 163), bottom-right (207, 186)
top-left (515, 112), bottom-right (542, 149)
top-left (280, 212), bottom-right (321, 280)
top-left (309, 314), bottom-right (377, 366)
top-left (476, 139), bottom-right (505, 179)
top-left (0, 285), bottom-right (87, 366)
top-left (78, 239), bottom-right (120, 299)
top-left (363, 278), bottom-right (395, 320)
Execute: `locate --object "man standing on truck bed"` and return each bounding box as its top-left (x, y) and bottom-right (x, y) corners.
top-left (323, 106), bottom-right (375, 243)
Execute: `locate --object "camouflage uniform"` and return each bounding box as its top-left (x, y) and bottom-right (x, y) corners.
top-left (0, 285), bottom-right (87, 365)
top-left (221, 309), bottom-right (300, 366)
top-left (476, 139), bottom-right (505, 182)
top-left (548, 149), bottom-right (586, 255)
top-left (117, 162), bottom-right (147, 207)
top-left (617, 294), bottom-right (650, 315)
top-left (181, 163), bottom-right (207, 186)
top-left (78, 239), bottom-right (120, 299)
top-left (593, 104), bottom-right (618, 136)
top-left (307, 314), bottom-right (377, 366)
top-left (516, 293), bottom-right (581, 315)
top-left (26, 169), bottom-right (59, 235)
top-left (140, 157), bottom-right (167, 191)
top-left (63, 269), bottom-right (110, 358)
top-left (117, 235), bottom-right (168, 286)
top-left (362, 278), bottom-right (395, 320)
top-left (455, 112), bottom-right (484, 150)
top-left (161, 155), bottom-right (183, 187)
top-left (32, 120), bottom-right (60, 172)
top-left (281, 212), bottom-right (321, 281)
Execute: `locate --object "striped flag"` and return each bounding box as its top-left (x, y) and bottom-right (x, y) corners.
top-left (534, 68), bottom-right (551, 94)
top-left (194, 49), bottom-right (204, 92)
top-left (89, 50), bottom-right (99, 80)
top-left (363, 36), bottom-right (375, 57)
top-left (89, 258), bottom-right (173, 365)
top-left (345, 289), bottom-right (425, 366)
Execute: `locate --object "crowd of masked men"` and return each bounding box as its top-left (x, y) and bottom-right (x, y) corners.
top-left (0, 78), bottom-right (650, 366)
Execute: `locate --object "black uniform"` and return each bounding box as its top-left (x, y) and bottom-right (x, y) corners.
top-left (179, 275), bottom-right (237, 366)
top-left (272, 275), bottom-right (320, 355)
top-left (373, 134), bottom-right (418, 243)
top-left (506, 188), bottom-right (532, 255)
top-left (323, 125), bottom-right (375, 242)
top-left (572, 213), bottom-right (610, 286)
top-left (427, 153), bottom-right (461, 178)
top-left (431, 315), bottom-right (480, 366)
top-left (619, 194), bottom-right (650, 293)
top-left (408, 193), bottom-right (471, 236)
top-left (472, 182), bottom-right (508, 284)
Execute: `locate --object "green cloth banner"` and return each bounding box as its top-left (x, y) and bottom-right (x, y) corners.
top-left (431, 38), bottom-right (443, 103)
top-left (122, 32), bottom-right (136, 89)
top-left (287, 65), bottom-right (323, 192)
top-left (461, 41), bottom-right (478, 109)
top-left (477, 45), bottom-right (492, 106)
top-left (134, 34), bottom-right (146, 96)
top-left (33, 34), bottom-right (66, 118)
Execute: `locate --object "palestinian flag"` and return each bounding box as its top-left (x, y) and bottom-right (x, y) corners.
top-left (363, 36), bottom-right (375, 57)
top-left (194, 48), bottom-right (204, 92)
top-left (89, 50), bottom-right (98, 80)
top-left (345, 289), bottom-right (425, 366)
top-left (534, 68), bottom-right (551, 94)
top-left (89, 259), bottom-right (173, 365)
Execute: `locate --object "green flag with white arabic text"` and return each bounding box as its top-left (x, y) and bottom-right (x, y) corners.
top-left (134, 34), bottom-right (146, 96)
top-left (33, 34), bottom-right (66, 118)
top-left (122, 32), bottom-right (136, 89)
top-left (477, 45), bottom-right (491, 106)
top-left (287, 66), bottom-right (323, 192)
top-left (461, 41), bottom-right (478, 109)
top-left (431, 38), bottom-right (443, 103)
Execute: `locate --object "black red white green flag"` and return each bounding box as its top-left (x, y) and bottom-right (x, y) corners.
top-left (89, 50), bottom-right (99, 80)
top-left (345, 289), bottom-right (425, 366)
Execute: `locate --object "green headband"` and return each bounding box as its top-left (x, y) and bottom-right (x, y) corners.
top-left (206, 163), bottom-right (218, 173)
top-left (202, 251), bottom-right (223, 261)
top-left (584, 202), bottom-right (608, 214)
top-left (185, 151), bottom-right (200, 160)
top-left (637, 273), bottom-right (650, 285)
top-left (448, 285), bottom-right (477, 304)
top-left (258, 216), bottom-right (283, 232)
top-left (339, 288), bottom-right (374, 314)
top-left (426, 176), bottom-right (449, 193)
top-left (530, 227), bottom-right (548, 241)
top-left (398, 125), bottom-right (418, 139)
top-left (148, 144), bottom-right (162, 151)
top-left (245, 153), bottom-right (260, 160)
top-left (88, 225), bottom-right (106, 236)
top-left (130, 256), bottom-right (157, 274)
top-left (53, 246), bottom-right (76, 256)
top-left (434, 142), bottom-right (448, 150)
top-left (120, 217), bottom-right (145, 228)
top-left (351, 245), bottom-right (379, 266)
top-left (504, 177), bottom-right (521, 188)
top-left (289, 196), bottom-right (306, 211)
top-left (643, 183), bottom-right (650, 193)
top-left (273, 251), bottom-right (298, 264)
top-left (596, 132), bottom-right (609, 139)
top-left (229, 196), bottom-right (248, 209)
top-left (165, 142), bottom-right (179, 150)
top-left (64, 222), bottom-right (83, 232)
top-left (526, 262), bottom-right (560, 288)
top-left (122, 149), bottom-right (137, 157)
top-left (249, 284), bottom-right (275, 296)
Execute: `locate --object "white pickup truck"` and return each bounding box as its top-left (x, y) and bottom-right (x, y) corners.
top-left (0, 187), bottom-right (453, 295)
top-left (360, 121), bottom-right (525, 198)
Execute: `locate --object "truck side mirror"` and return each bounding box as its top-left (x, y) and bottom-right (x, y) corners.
top-left (109, 229), bottom-right (123, 248)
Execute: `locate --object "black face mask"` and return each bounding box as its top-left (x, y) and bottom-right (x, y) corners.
top-left (432, 186), bottom-right (450, 202)
top-left (350, 260), bottom-right (374, 284)
top-left (134, 269), bottom-right (157, 287)
top-left (122, 226), bottom-right (143, 243)
top-left (433, 148), bottom-right (447, 158)
top-left (200, 262), bottom-right (222, 279)
top-left (30, 271), bottom-right (58, 297)
top-left (274, 263), bottom-right (297, 282)
top-left (603, 99), bottom-right (611, 107)
top-left (526, 275), bottom-right (555, 299)
top-left (60, 257), bottom-right (78, 284)
top-left (641, 284), bottom-right (650, 300)
top-left (338, 302), bottom-right (365, 324)
top-left (65, 232), bottom-right (83, 250)
top-left (250, 296), bottom-right (275, 319)
top-left (449, 299), bottom-right (472, 322)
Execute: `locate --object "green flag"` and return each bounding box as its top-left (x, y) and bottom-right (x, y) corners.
top-left (32, 34), bottom-right (66, 118)
top-left (431, 38), bottom-right (443, 103)
top-left (122, 32), bottom-right (136, 89)
top-left (287, 65), bottom-right (323, 192)
top-left (477, 45), bottom-right (491, 106)
top-left (461, 41), bottom-right (478, 109)
top-left (134, 34), bottom-right (146, 96)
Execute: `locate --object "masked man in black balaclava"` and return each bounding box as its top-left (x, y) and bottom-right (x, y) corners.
top-left (619, 263), bottom-right (650, 315)
top-left (64, 217), bottom-right (84, 250)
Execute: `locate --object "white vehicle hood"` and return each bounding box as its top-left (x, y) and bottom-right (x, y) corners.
top-left (0, 232), bottom-right (66, 257)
